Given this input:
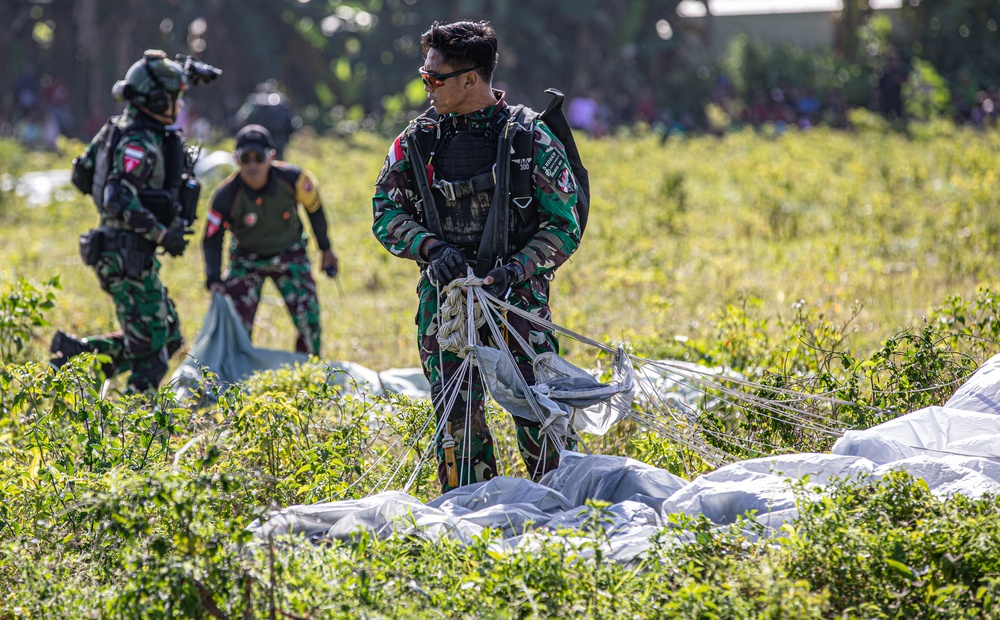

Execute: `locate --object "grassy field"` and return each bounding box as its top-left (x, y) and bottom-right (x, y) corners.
top-left (3, 122), bottom-right (1000, 618)
top-left (4, 117), bottom-right (999, 377)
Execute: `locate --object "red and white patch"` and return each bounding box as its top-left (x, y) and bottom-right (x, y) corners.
top-left (122, 145), bottom-right (146, 174)
top-left (387, 135), bottom-right (404, 167)
top-left (557, 168), bottom-right (575, 193)
top-left (244, 213), bottom-right (258, 227)
top-left (205, 209), bottom-right (223, 237)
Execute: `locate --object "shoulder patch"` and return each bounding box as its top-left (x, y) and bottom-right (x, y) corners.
top-left (540, 150), bottom-right (563, 180)
top-left (296, 170), bottom-right (322, 212)
top-left (557, 168), bottom-right (576, 194)
top-left (122, 144), bottom-right (146, 174)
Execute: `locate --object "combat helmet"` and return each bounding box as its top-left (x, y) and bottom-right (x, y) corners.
top-left (112, 49), bottom-right (187, 116)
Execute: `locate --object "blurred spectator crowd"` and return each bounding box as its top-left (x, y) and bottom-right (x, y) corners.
top-left (5, 59), bottom-right (1000, 151)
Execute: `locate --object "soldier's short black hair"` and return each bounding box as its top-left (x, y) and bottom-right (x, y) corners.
top-left (421, 20), bottom-right (498, 83)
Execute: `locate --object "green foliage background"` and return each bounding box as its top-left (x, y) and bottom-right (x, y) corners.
top-left (3, 122), bottom-right (1000, 616)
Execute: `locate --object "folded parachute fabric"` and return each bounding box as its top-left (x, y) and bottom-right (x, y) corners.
top-left (475, 345), bottom-right (634, 436)
top-left (170, 294), bottom-right (431, 401)
top-left (170, 294), bottom-right (308, 400)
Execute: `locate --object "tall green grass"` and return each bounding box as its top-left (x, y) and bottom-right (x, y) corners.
top-left (6, 123), bottom-right (999, 375)
top-left (2, 125), bottom-right (1000, 618)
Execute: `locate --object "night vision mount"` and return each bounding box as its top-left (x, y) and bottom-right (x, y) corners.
top-left (175, 54), bottom-right (222, 85)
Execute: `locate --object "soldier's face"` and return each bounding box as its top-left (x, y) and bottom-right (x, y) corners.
top-left (236, 147), bottom-right (273, 189)
top-left (422, 49), bottom-right (476, 115)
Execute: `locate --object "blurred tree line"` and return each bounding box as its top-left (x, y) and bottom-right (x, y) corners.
top-left (2, 0), bottom-right (999, 141)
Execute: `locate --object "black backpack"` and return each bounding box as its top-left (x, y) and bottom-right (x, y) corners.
top-left (509, 88), bottom-right (590, 235)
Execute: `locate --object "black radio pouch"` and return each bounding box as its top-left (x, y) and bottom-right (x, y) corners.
top-left (71, 157), bottom-right (94, 196)
top-left (79, 228), bottom-right (104, 266)
top-left (176, 174), bottom-right (201, 226)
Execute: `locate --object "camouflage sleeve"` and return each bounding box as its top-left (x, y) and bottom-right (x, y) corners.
top-left (78, 125), bottom-right (104, 168)
top-left (371, 129), bottom-right (435, 262)
top-left (510, 120), bottom-right (581, 278)
top-left (111, 132), bottom-right (168, 242)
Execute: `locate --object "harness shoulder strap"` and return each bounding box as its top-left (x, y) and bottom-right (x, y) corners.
top-left (509, 107), bottom-right (538, 224)
top-left (474, 105), bottom-right (528, 276)
top-left (404, 111), bottom-right (445, 238)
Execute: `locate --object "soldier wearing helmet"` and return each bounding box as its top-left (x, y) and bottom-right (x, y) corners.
top-left (52, 49), bottom-right (219, 394)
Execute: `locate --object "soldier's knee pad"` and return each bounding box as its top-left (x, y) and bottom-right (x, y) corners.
top-left (129, 351), bottom-right (169, 393)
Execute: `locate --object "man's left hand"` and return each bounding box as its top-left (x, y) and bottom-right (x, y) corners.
top-left (482, 264), bottom-right (520, 299)
top-left (321, 249), bottom-right (339, 278)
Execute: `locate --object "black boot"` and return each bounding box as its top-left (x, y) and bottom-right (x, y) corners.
top-left (49, 330), bottom-right (95, 368)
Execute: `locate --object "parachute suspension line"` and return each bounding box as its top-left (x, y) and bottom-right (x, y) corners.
top-left (634, 355), bottom-right (889, 422)
top-left (633, 359), bottom-right (847, 436)
top-left (485, 294), bottom-right (882, 434)
top-left (474, 289), bottom-right (579, 452)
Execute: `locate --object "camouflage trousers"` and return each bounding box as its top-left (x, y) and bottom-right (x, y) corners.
top-left (85, 247), bottom-right (183, 393)
top-left (416, 273), bottom-right (576, 494)
top-left (223, 244), bottom-right (321, 355)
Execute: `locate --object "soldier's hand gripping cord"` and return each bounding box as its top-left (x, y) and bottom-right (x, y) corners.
top-left (159, 228), bottom-right (189, 257)
top-left (482, 264), bottom-right (521, 299)
top-left (426, 242), bottom-right (466, 285)
top-left (321, 249), bottom-right (339, 278)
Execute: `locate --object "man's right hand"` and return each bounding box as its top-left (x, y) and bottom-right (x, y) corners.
top-left (160, 228), bottom-right (189, 257)
top-left (209, 281), bottom-right (227, 295)
top-left (426, 242), bottom-right (467, 285)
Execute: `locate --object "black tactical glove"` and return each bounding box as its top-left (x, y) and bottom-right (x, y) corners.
top-left (482, 264), bottom-right (522, 299)
top-left (160, 228), bottom-right (189, 257)
top-left (426, 242), bottom-right (467, 285)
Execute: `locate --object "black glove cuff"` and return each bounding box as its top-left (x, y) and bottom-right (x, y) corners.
top-left (505, 262), bottom-right (525, 284)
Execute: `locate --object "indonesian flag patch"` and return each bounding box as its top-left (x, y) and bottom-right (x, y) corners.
top-left (205, 209), bottom-right (223, 237)
top-left (123, 145), bottom-right (146, 174)
top-left (387, 135), bottom-right (404, 167)
top-left (557, 168), bottom-right (576, 194)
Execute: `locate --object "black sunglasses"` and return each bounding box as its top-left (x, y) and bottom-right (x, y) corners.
top-left (239, 150), bottom-right (267, 165)
top-left (419, 65), bottom-right (482, 88)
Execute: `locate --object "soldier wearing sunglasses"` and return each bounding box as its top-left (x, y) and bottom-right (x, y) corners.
top-left (202, 124), bottom-right (338, 355)
top-left (372, 20), bottom-right (582, 493)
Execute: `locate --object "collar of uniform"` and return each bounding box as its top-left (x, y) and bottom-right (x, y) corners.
top-left (123, 106), bottom-right (169, 132)
top-left (240, 167), bottom-right (275, 196)
top-left (443, 89), bottom-right (508, 125)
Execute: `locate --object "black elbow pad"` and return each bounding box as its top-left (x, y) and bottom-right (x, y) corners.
top-left (103, 179), bottom-right (131, 219)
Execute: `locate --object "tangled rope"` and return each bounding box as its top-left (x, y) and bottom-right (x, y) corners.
top-left (436, 276), bottom-right (488, 356)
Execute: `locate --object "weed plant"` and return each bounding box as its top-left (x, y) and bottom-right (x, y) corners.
top-left (2, 125), bottom-right (1000, 617)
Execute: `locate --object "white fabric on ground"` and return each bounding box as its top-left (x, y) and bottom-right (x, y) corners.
top-left (247, 353), bottom-right (1000, 562)
top-left (170, 294), bottom-right (430, 401)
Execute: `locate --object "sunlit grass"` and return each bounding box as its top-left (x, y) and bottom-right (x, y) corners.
top-left (3, 123), bottom-right (999, 376)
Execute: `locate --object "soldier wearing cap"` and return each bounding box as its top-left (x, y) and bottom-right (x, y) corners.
top-left (202, 124), bottom-right (338, 355)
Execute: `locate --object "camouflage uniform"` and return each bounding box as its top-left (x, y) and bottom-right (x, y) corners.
top-left (203, 162), bottom-right (331, 355)
top-left (372, 92), bottom-right (582, 492)
top-left (62, 108), bottom-right (185, 392)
